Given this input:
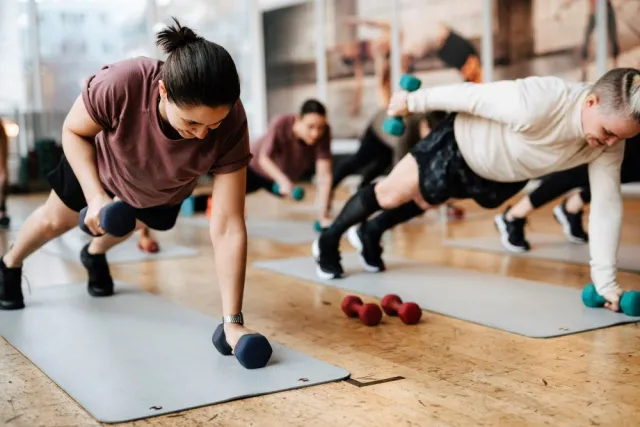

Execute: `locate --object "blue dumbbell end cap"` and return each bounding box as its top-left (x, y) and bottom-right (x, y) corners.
top-left (383, 118), bottom-right (405, 136)
top-left (620, 291), bottom-right (640, 316)
top-left (400, 74), bottom-right (422, 92)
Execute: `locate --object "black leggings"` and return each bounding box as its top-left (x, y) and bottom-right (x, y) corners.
top-left (529, 155), bottom-right (640, 209)
top-left (246, 167), bottom-right (275, 194)
top-left (195, 167), bottom-right (277, 211)
top-left (529, 166), bottom-right (591, 209)
top-left (332, 126), bottom-right (393, 190)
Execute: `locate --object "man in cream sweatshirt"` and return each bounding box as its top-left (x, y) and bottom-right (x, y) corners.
top-left (313, 68), bottom-right (640, 312)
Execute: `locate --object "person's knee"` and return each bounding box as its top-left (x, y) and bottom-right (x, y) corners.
top-left (39, 209), bottom-right (75, 238)
top-left (374, 179), bottom-right (410, 209)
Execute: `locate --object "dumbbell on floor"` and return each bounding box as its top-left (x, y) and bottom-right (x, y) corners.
top-left (79, 201), bottom-right (136, 237)
top-left (341, 295), bottom-right (382, 326)
top-left (581, 283), bottom-right (640, 316)
top-left (381, 294), bottom-right (422, 325)
top-left (271, 182), bottom-right (305, 201)
top-left (382, 74), bottom-right (422, 136)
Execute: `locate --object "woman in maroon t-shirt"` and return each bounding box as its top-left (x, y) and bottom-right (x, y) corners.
top-left (0, 20), bottom-right (271, 368)
top-left (248, 99), bottom-right (334, 227)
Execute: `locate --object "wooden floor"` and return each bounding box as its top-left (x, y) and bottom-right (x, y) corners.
top-left (1, 187), bottom-right (639, 427)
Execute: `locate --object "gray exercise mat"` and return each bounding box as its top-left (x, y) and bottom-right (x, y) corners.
top-left (0, 282), bottom-right (349, 423)
top-left (253, 254), bottom-right (638, 338)
top-left (180, 216), bottom-right (318, 244)
top-left (40, 228), bottom-right (198, 264)
top-left (444, 234), bottom-right (640, 273)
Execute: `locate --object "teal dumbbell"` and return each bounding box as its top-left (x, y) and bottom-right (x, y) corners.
top-left (382, 74), bottom-right (422, 136)
top-left (271, 182), bottom-right (305, 201)
top-left (313, 220), bottom-right (325, 232)
top-left (581, 283), bottom-right (640, 316)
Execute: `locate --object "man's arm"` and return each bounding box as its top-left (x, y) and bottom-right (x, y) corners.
top-left (315, 158), bottom-right (333, 224)
top-left (209, 167), bottom-right (248, 320)
top-left (587, 142), bottom-right (625, 298)
top-left (402, 77), bottom-right (558, 130)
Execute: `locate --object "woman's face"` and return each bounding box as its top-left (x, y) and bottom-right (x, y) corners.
top-left (159, 80), bottom-right (231, 140)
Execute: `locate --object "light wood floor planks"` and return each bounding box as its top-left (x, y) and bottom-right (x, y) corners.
top-left (1, 189), bottom-right (639, 427)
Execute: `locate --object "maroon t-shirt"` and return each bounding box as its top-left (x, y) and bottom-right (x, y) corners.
top-left (249, 114), bottom-right (332, 182)
top-left (82, 57), bottom-right (251, 209)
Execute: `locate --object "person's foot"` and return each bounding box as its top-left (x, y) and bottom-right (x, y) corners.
top-left (80, 243), bottom-right (114, 297)
top-left (346, 225), bottom-right (385, 272)
top-left (312, 237), bottom-right (344, 279)
top-left (0, 257), bottom-right (24, 310)
top-left (494, 208), bottom-right (530, 252)
top-left (137, 233), bottom-right (159, 253)
top-left (446, 204), bottom-right (464, 220)
top-left (0, 212), bottom-right (10, 229)
top-left (553, 201), bottom-right (588, 244)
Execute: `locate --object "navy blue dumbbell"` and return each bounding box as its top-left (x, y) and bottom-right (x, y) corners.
top-left (382, 74), bottom-right (422, 136)
top-left (79, 201), bottom-right (136, 237)
top-left (212, 323), bottom-right (273, 369)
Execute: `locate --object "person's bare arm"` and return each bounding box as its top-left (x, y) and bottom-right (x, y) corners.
top-left (315, 158), bottom-right (333, 225)
top-left (351, 59), bottom-right (364, 116)
top-left (258, 155), bottom-right (293, 194)
top-left (0, 120), bottom-right (8, 208)
top-left (61, 95), bottom-right (112, 234)
top-left (209, 167), bottom-right (248, 321)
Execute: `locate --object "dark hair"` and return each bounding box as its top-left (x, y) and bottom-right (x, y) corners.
top-left (300, 99), bottom-right (327, 117)
top-left (156, 18), bottom-right (240, 108)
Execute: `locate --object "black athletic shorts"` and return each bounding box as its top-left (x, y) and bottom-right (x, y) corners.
top-left (47, 155), bottom-right (181, 231)
top-left (410, 113), bottom-right (527, 209)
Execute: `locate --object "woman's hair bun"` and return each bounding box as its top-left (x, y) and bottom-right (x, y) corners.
top-left (156, 17), bottom-right (201, 54)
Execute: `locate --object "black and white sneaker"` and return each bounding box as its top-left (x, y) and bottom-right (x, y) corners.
top-left (346, 225), bottom-right (385, 272)
top-left (553, 202), bottom-right (588, 244)
top-left (494, 210), bottom-right (530, 252)
top-left (312, 238), bottom-right (344, 279)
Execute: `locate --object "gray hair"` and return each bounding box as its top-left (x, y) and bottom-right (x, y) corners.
top-left (591, 68), bottom-right (640, 122)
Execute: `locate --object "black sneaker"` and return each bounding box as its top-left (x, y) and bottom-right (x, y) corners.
top-left (494, 209), bottom-right (530, 252)
top-left (553, 201), bottom-right (588, 244)
top-left (80, 244), bottom-right (114, 297)
top-left (346, 224), bottom-right (385, 272)
top-left (0, 257), bottom-right (24, 310)
top-left (312, 237), bottom-right (344, 279)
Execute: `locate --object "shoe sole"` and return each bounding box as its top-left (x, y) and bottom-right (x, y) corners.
top-left (552, 205), bottom-right (587, 244)
top-left (493, 214), bottom-right (529, 253)
top-left (346, 226), bottom-right (383, 273)
top-left (312, 240), bottom-right (342, 280)
top-left (0, 300), bottom-right (25, 310)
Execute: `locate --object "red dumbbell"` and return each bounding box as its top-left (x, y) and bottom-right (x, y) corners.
top-left (381, 294), bottom-right (422, 325)
top-left (341, 295), bottom-right (382, 326)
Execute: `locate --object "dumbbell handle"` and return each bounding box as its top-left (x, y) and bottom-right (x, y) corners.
top-left (383, 74), bottom-right (422, 136)
top-left (79, 201), bottom-right (136, 237)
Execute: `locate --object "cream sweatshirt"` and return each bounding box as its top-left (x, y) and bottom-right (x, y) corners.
top-left (406, 76), bottom-right (624, 295)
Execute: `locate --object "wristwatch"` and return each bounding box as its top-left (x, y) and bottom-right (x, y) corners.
top-left (222, 312), bottom-right (244, 325)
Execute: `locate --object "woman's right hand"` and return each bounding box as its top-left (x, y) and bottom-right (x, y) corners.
top-left (84, 193), bottom-right (113, 236)
top-left (277, 180), bottom-right (293, 196)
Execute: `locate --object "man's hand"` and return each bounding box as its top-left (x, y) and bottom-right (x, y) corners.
top-left (388, 90), bottom-right (410, 117)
